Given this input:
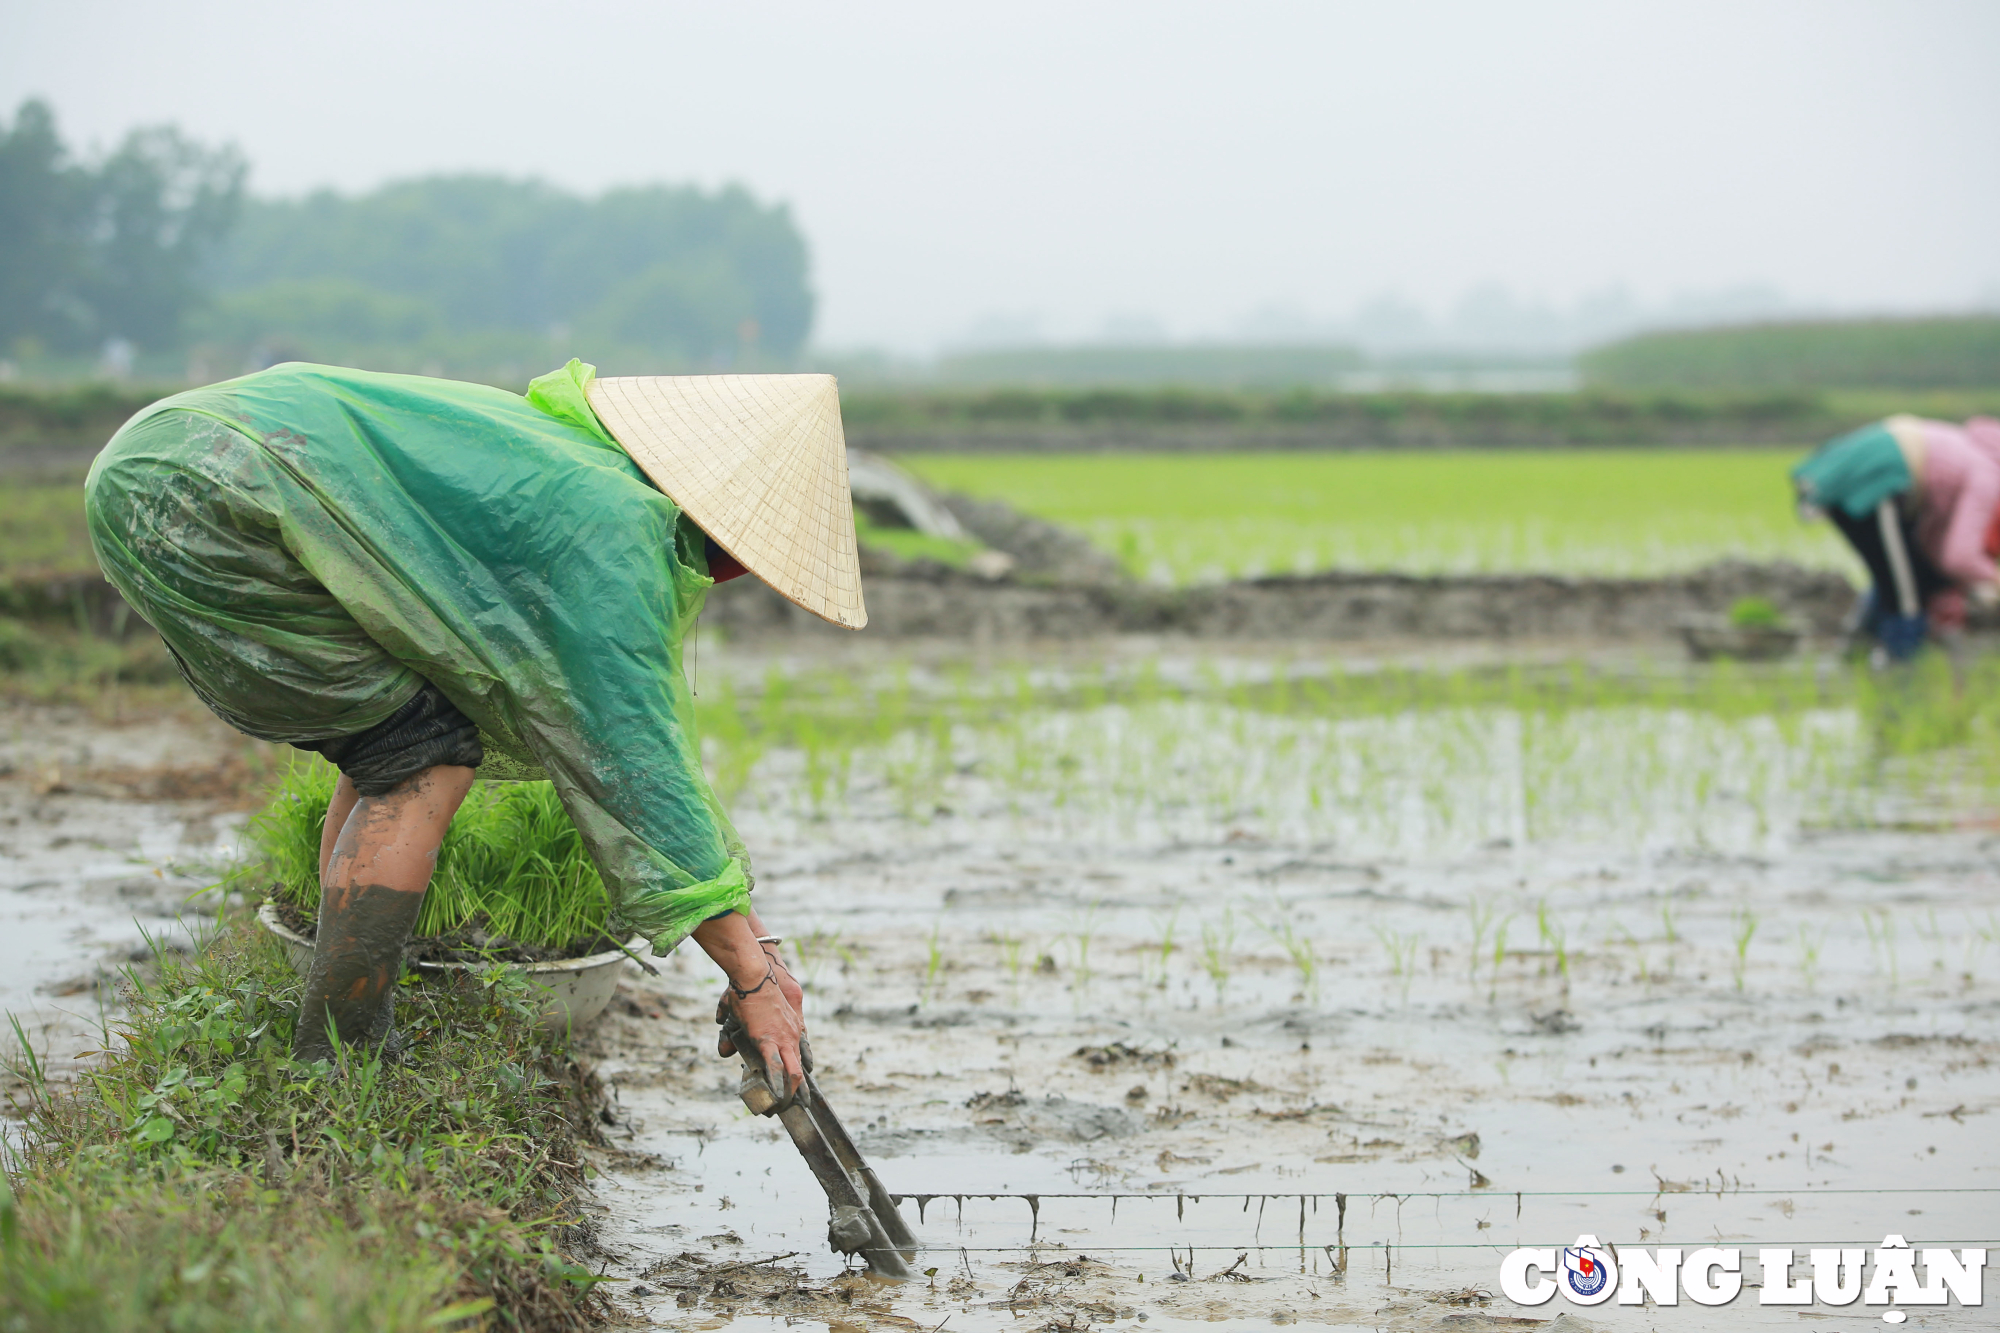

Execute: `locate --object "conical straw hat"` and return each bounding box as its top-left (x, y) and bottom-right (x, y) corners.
top-left (586, 374), bottom-right (867, 629)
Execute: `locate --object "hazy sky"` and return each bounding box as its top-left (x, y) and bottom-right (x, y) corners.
top-left (5, 0), bottom-right (1996, 352)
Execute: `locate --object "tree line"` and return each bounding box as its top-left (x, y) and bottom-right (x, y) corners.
top-left (0, 100), bottom-right (815, 379)
top-left (0, 100), bottom-right (244, 361)
top-left (1579, 316), bottom-right (2000, 391)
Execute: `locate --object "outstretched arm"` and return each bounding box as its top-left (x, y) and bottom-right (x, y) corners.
top-left (692, 909), bottom-right (807, 1099)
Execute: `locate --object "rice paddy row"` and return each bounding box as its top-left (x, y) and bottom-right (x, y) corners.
top-left (696, 652), bottom-right (2000, 841)
top-left (208, 650), bottom-right (2000, 1008)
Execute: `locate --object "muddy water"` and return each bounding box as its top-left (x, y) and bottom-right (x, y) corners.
top-left (0, 704), bottom-right (247, 1094)
top-left (6, 653), bottom-right (1998, 1330)
top-left (572, 649), bottom-right (2000, 1329)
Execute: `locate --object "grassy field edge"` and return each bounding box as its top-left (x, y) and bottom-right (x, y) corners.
top-left (1, 913), bottom-right (609, 1333)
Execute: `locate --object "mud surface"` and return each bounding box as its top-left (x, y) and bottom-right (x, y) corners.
top-left (0, 700), bottom-right (253, 1098)
top-left (7, 646), bottom-right (1998, 1329)
top-left (562, 645), bottom-right (1999, 1330)
top-left (571, 817), bottom-right (2000, 1329)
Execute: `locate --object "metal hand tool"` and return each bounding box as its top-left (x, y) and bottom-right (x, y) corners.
top-left (719, 1010), bottom-right (920, 1278)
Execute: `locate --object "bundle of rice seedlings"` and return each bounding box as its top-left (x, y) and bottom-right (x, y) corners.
top-left (239, 757), bottom-right (612, 952)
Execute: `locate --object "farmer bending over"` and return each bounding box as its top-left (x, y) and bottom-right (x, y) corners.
top-left (1793, 412), bottom-right (2000, 661)
top-left (84, 360), bottom-right (867, 1094)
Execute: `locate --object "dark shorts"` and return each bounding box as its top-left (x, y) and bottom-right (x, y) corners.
top-left (1825, 502), bottom-right (1950, 617)
top-left (293, 683), bottom-right (484, 796)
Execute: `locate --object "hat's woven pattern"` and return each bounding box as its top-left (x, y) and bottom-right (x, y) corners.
top-left (587, 374), bottom-right (866, 629)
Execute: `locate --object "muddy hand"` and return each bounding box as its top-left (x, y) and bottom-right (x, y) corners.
top-left (716, 965), bottom-right (808, 1100)
top-left (691, 910), bottom-right (809, 1096)
top-left (715, 946), bottom-right (803, 1052)
top-left (716, 990), bottom-right (813, 1071)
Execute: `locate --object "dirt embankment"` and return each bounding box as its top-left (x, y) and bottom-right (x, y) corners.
top-left (4, 444), bottom-right (1858, 646)
top-left (704, 557), bottom-right (1858, 642)
top-left (713, 489), bottom-right (1862, 642)
top-left (12, 556), bottom-right (1859, 646)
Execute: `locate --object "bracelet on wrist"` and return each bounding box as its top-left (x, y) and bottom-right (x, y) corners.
top-left (729, 958), bottom-right (778, 998)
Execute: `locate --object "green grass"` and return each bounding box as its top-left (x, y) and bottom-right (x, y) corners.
top-left (241, 760), bottom-right (613, 952)
top-left (0, 615), bottom-right (187, 708)
top-left (1, 917), bottom-right (601, 1331)
top-left (0, 383), bottom-right (166, 454)
top-left (1729, 596), bottom-right (1785, 628)
top-left (899, 448), bottom-right (1851, 582)
top-left (0, 477), bottom-right (95, 579)
top-left (853, 512), bottom-right (984, 568)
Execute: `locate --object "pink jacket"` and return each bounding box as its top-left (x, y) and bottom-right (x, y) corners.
top-left (1907, 416), bottom-right (2000, 586)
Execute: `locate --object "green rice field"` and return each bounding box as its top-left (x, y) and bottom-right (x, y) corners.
top-left (901, 448), bottom-right (1853, 583)
top-left (0, 446), bottom-right (1863, 589)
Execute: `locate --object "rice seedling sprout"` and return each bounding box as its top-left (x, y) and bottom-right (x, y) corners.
top-left (1489, 916), bottom-right (1512, 1002)
top-left (795, 925), bottom-right (843, 988)
top-left (1257, 911), bottom-right (1319, 1000)
top-left (1796, 925), bottom-right (1825, 993)
top-left (1373, 925), bottom-right (1421, 1002)
top-left (1065, 904), bottom-right (1102, 991)
top-left (918, 921), bottom-right (946, 1004)
top-left (1199, 911), bottom-right (1237, 1004)
top-left (1535, 900), bottom-right (1570, 987)
top-left (1730, 907), bottom-right (1758, 991)
top-left (1148, 908), bottom-right (1181, 988)
top-left (1863, 908), bottom-right (1900, 990)
top-left (1466, 896), bottom-right (1498, 982)
top-left (1968, 912), bottom-right (1998, 979)
top-left (995, 931), bottom-right (1025, 981)
top-left (1916, 908), bottom-right (1946, 977)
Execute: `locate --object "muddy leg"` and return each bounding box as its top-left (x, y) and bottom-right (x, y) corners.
top-left (293, 764), bottom-right (476, 1063)
top-left (319, 772), bottom-right (361, 885)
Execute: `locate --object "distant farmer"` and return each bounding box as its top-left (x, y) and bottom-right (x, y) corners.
top-left (84, 359), bottom-right (868, 1093)
top-left (1792, 413), bottom-right (2000, 660)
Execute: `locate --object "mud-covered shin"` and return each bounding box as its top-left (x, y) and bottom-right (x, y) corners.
top-left (292, 882), bottom-right (426, 1062)
top-left (290, 764), bottom-right (476, 1064)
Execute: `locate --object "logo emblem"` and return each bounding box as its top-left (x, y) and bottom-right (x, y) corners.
top-left (1560, 1235), bottom-right (1617, 1304)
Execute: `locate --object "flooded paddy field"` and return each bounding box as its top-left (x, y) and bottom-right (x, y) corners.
top-left (577, 640), bottom-right (2000, 1329)
top-left (6, 636), bottom-right (1999, 1328)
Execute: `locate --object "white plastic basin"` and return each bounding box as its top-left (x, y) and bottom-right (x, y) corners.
top-left (256, 901), bottom-right (646, 1034)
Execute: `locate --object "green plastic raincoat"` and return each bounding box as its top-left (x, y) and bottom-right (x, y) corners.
top-left (84, 360), bottom-right (753, 952)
